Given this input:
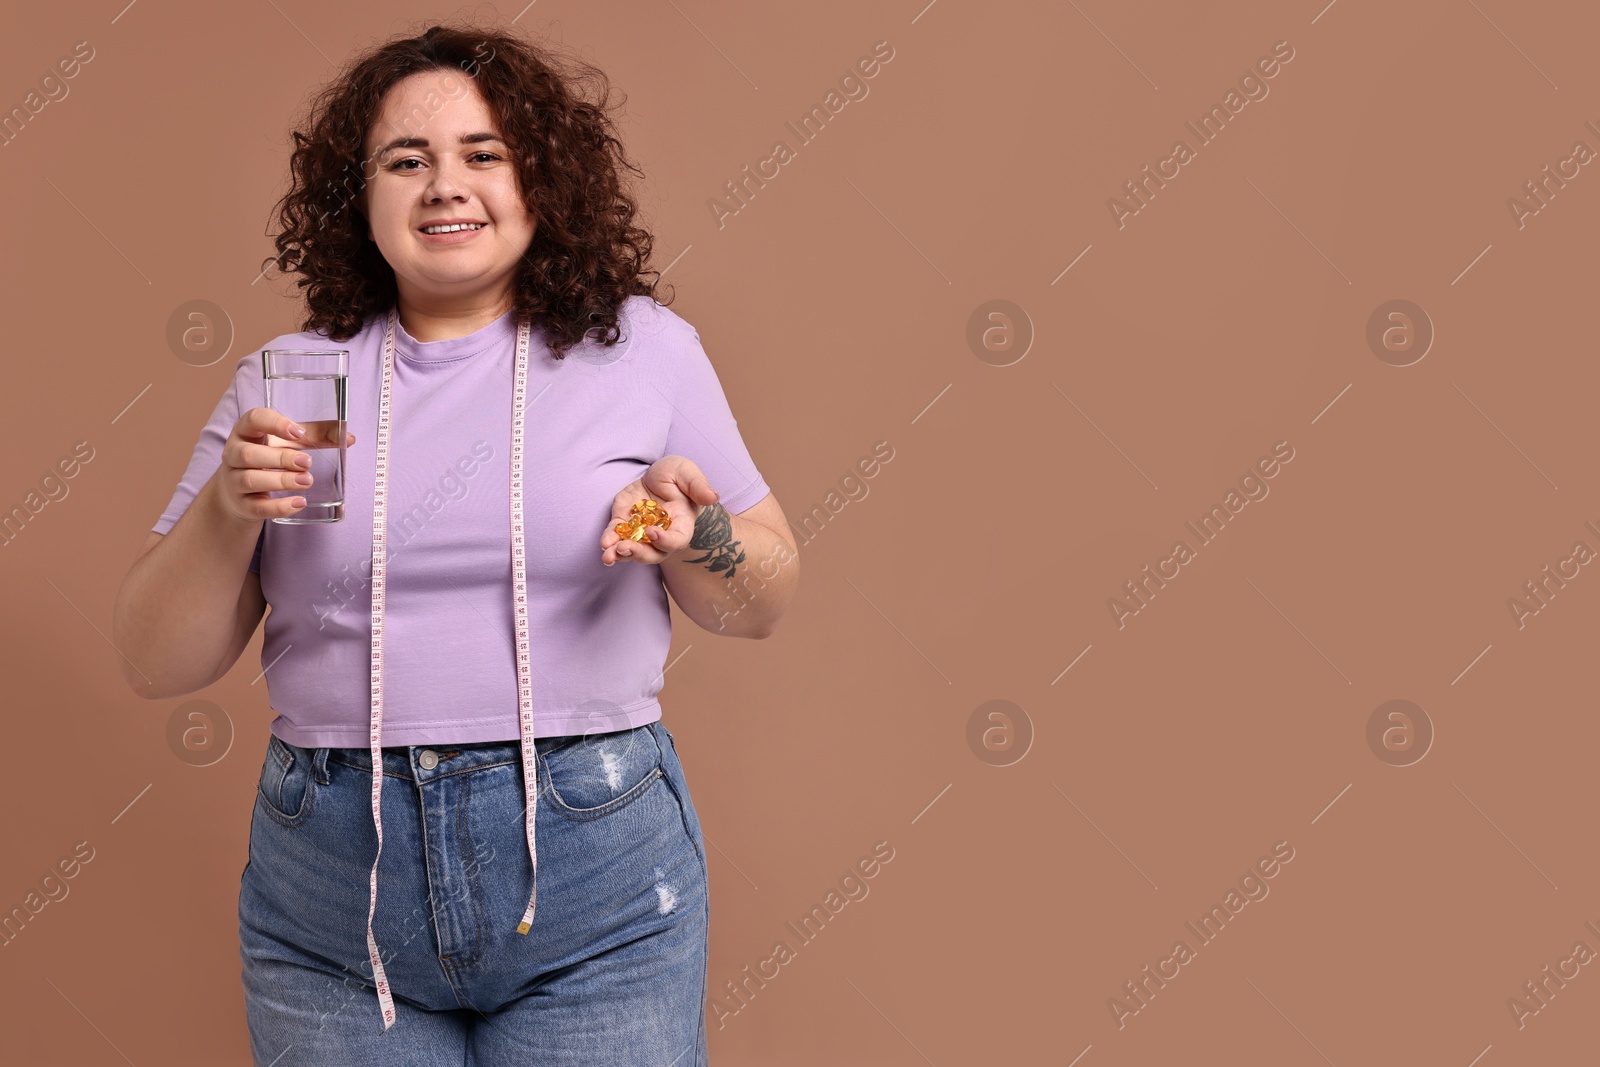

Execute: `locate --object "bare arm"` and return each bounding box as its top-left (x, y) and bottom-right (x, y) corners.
top-left (113, 472), bottom-right (269, 699)
top-left (113, 406), bottom-right (351, 699)
top-left (658, 492), bottom-right (799, 638)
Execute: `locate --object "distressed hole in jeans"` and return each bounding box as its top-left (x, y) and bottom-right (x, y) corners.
top-left (653, 865), bottom-right (680, 914)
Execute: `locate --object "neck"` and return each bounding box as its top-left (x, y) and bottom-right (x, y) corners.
top-left (396, 294), bottom-right (512, 343)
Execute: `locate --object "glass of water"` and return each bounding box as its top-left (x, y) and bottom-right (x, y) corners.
top-left (262, 349), bottom-right (348, 524)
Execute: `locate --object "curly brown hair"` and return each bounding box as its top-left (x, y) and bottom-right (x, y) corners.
top-left (258, 21), bottom-right (670, 357)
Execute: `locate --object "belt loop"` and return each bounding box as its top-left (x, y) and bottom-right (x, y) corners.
top-left (312, 746), bottom-right (332, 785)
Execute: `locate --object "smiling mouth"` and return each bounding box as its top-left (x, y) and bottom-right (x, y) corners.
top-left (419, 222), bottom-right (488, 235)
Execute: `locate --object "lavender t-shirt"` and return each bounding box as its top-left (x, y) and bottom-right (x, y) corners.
top-left (152, 296), bottom-right (770, 746)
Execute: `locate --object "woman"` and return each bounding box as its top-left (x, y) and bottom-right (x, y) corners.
top-left (113, 22), bottom-right (798, 1064)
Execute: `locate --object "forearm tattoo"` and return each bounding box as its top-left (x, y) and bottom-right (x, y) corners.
top-left (682, 502), bottom-right (745, 580)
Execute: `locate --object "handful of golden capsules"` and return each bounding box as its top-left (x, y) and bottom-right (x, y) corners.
top-left (615, 499), bottom-right (672, 544)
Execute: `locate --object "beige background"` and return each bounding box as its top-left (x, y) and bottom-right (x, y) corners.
top-left (2, 0), bottom-right (1596, 1062)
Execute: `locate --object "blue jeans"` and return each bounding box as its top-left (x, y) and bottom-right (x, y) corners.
top-left (239, 720), bottom-right (710, 1065)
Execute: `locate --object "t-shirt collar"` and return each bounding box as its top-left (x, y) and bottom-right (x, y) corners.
top-left (393, 307), bottom-right (518, 363)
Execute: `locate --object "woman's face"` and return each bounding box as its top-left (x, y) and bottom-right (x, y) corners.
top-left (357, 69), bottom-right (536, 310)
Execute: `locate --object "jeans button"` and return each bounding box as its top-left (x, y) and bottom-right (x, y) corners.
top-left (417, 749), bottom-right (439, 770)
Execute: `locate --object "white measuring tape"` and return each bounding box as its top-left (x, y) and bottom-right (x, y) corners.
top-left (365, 306), bottom-right (539, 1030)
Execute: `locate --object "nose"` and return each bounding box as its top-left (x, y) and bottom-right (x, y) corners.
top-left (424, 160), bottom-right (468, 202)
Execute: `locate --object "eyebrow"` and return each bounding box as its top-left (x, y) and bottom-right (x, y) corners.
top-left (374, 132), bottom-right (505, 156)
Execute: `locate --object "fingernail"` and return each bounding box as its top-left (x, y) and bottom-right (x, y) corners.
top-left (295, 473), bottom-right (313, 486)
top-left (293, 497), bottom-right (306, 507)
top-left (289, 423), bottom-right (306, 438)
top-left (294, 454), bottom-right (312, 468)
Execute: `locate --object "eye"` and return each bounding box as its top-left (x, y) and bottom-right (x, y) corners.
top-left (386, 152), bottom-right (499, 171)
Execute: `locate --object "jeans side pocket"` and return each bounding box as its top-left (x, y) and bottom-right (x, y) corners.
top-left (255, 735), bottom-right (315, 828)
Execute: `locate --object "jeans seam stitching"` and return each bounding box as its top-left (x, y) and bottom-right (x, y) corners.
top-left (458, 773), bottom-right (489, 967)
top-left (656, 759), bottom-right (704, 864)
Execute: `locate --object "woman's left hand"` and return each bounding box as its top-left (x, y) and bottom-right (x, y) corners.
top-left (601, 455), bottom-right (719, 567)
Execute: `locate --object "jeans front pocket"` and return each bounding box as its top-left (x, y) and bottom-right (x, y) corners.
top-left (256, 734), bottom-right (315, 828)
top-left (537, 725), bottom-right (664, 821)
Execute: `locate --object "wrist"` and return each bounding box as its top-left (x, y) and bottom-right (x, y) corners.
top-left (654, 499), bottom-right (705, 561)
top-left (200, 470), bottom-right (263, 533)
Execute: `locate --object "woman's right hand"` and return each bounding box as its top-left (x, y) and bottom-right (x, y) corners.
top-left (216, 406), bottom-right (356, 522)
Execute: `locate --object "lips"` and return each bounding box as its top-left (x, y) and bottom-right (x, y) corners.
top-left (418, 219), bottom-right (487, 232)
top-left (417, 221), bottom-right (489, 244)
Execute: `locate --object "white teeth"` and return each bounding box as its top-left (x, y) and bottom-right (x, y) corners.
top-left (422, 223), bottom-right (485, 234)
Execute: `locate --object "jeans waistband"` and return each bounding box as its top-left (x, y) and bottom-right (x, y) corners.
top-left (309, 727), bottom-right (648, 783)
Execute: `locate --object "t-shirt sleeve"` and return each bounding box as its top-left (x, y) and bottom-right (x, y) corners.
top-left (662, 326), bottom-right (770, 516)
top-left (152, 349), bottom-right (266, 573)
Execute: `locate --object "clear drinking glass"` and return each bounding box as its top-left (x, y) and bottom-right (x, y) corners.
top-left (262, 349), bottom-right (348, 524)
